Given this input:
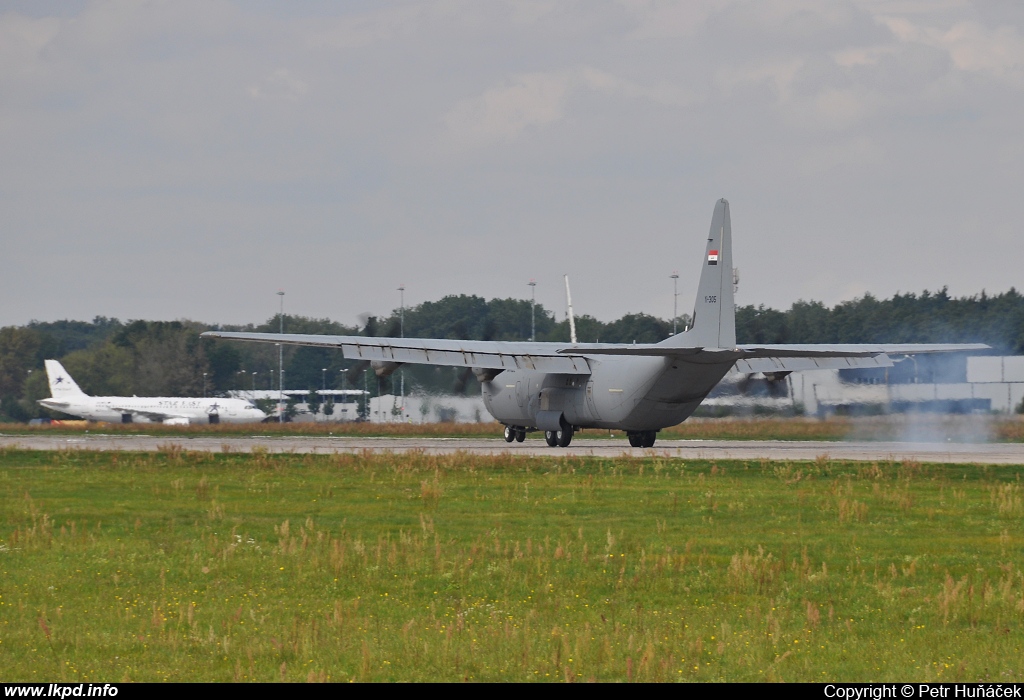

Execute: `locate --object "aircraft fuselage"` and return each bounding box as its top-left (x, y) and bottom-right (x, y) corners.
top-left (38, 396), bottom-right (267, 425)
top-left (481, 355), bottom-right (734, 432)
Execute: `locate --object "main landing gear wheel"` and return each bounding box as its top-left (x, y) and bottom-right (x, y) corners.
top-left (515, 428), bottom-right (526, 443)
top-left (556, 426), bottom-right (573, 448)
top-left (628, 431), bottom-right (657, 448)
top-left (503, 425), bottom-right (515, 443)
top-left (544, 431), bottom-right (558, 447)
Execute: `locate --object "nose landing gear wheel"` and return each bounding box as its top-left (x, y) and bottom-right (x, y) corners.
top-left (544, 431), bottom-right (558, 447)
top-left (515, 428), bottom-right (526, 443)
top-left (503, 425), bottom-right (515, 443)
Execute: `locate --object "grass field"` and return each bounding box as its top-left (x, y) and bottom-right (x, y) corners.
top-left (1, 448), bottom-right (1022, 682)
top-left (5, 414), bottom-right (1024, 441)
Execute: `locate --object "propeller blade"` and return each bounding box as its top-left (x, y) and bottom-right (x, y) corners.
top-left (453, 367), bottom-right (473, 395)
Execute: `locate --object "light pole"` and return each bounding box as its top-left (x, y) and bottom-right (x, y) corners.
top-left (670, 272), bottom-right (680, 335)
top-left (252, 371), bottom-right (257, 394)
top-left (322, 368), bottom-right (327, 392)
top-left (339, 369), bottom-right (348, 417)
top-left (398, 284), bottom-right (405, 418)
top-left (528, 279), bottom-right (536, 341)
top-left (203, 372), bottom-right (208, 398)
top-left (398, 285), bottom-right (405, 337)
top-left (277, 289), bottom-right (285, 423)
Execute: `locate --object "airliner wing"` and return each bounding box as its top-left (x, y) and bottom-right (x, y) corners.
top-left (110, 406), bottom-right (190, 423)
top-left (202, 332), bottom-right (593, 374)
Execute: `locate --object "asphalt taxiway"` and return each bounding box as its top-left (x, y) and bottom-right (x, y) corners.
top-left (2, 434), bottom-right (1023, 464)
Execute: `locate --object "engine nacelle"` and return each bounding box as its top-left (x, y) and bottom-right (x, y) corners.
top-left (481, 369), bottom-right (591, 428)
top-left (472, 367), bottom-right (503, 383)
top-left (370, 361), bottom-right (403, 378)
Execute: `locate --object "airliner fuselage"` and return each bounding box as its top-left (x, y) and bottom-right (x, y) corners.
top-left (39, 395), bottom-right (267, 425)
top-left (39, 359), bottom-right (268, 425)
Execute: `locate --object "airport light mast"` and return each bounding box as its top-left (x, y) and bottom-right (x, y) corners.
top-left (339, 369), bottom-right (349, 414)
top-left (528, 279), bottom-right (536, 341)
top-left (670, 272), bottom-right (680, 335)
top-left (277, 290), bottom-right (285, 423)
top-left (398, 284), bottom-right (405, 420)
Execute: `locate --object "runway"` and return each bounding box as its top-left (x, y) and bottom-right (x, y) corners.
top-left (2, 434), bottom-right (1024, 464)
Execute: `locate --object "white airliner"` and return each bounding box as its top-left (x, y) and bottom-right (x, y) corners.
top-left (37, 360), bottom-right (269, 425)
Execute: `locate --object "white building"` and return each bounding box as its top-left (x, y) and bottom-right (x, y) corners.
top-left (711, 356), bottom-right (1024, 416)
top-left (228, 389), bottom-right (366, 422)
top-left (227, 389), bottom-right (489, 423)
top-left (366, 394), bottom-right (489, 424)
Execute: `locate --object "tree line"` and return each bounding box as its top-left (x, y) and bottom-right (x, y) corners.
top-left (1, 287), bottom-right (1021, 421)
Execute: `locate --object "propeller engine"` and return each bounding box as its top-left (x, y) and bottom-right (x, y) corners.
top-left (735, 371), bottom-right (792, 398)
top-left (452, 319), bottom-right (500, 394)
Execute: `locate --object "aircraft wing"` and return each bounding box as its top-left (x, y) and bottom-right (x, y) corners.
top-left (559, 342), bottom-right (990, 372)
top-left (202, 332), bottom-right (594, 374)
top-left (110, 406), bottom-right (190, 423)
top-left (204, 331), bottom-right (987, 376)
top-left (733, 343), bottom-right (990, 372)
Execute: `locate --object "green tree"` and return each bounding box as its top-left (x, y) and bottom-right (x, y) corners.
top-left (252, 397), bottom-right (276, 417)
top-left (111, 321), bottom-right (210, 396)
top-left (306, 388), bottom-right (322, 416)
top-left (0, 327), bottom-right (42, 401)
top-left (600, 313), bottom-right (671, 344)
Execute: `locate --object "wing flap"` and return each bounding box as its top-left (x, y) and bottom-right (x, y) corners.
top-left (204, 332), bottom-right (593, 375)
top-left (735, 355), bottom-right (895, 373)
top-left (738, 343), bottom-right (990, 356)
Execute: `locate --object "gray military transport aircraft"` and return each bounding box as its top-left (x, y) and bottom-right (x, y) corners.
top-left (203, 200), bottom-right (987, 448)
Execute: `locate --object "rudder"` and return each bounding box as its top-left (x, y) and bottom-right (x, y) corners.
top-left (44, 360), bottom-right (88, 398)
top-left (662, 198), bottom-right (736, 349)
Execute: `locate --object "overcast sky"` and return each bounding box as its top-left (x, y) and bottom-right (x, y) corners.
top-left (2, 0), bottom-right (1022, 329)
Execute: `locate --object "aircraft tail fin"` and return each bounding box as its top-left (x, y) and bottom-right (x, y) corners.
top-left (661, 198), bottom-right (736, 350)
top-left (44, 360), bottom-right (88, 398)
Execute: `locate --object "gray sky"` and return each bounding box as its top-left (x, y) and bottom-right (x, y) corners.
top-left (2, 0), bottom-right (1022, 329)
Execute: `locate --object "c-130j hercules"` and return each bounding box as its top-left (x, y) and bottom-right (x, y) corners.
top-left (204, 200), bottom-right (987, 448)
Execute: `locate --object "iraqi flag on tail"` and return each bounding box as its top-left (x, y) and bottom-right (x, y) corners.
top-left (707, 249), bottom-right (719, 265)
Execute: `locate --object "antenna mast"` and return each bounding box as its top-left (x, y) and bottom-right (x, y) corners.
top-left (564, 274), bottom-right (578, 344)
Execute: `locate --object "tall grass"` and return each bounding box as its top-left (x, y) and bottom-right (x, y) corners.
top-left (0, 449), bottom-right (1022, 681)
